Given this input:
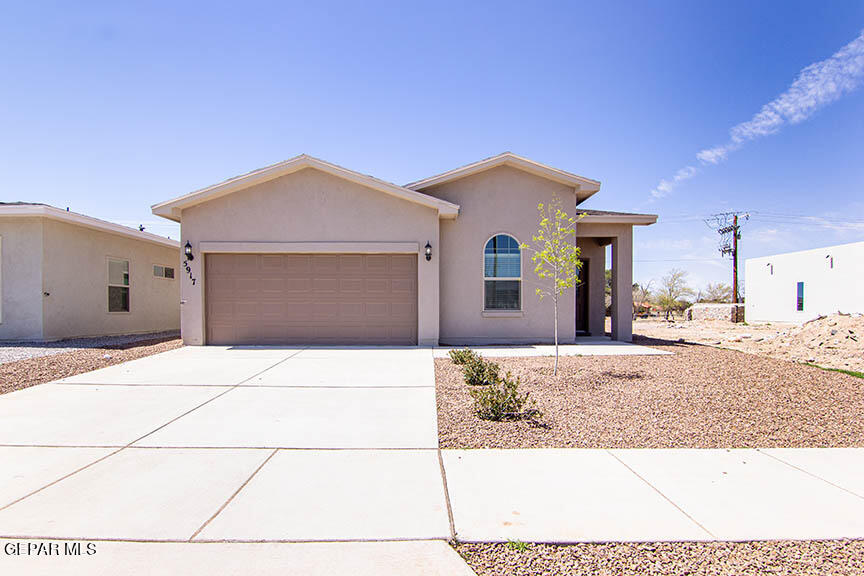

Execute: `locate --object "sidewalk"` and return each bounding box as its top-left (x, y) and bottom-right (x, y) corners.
top-left (442, 447), bottom-right (864, 542)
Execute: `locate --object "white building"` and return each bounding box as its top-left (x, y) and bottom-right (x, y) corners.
top-left (745, 240), bottom-right (864, 323)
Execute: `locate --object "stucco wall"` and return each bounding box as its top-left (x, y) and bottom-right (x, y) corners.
top-left (745, 241), bottom-right (864, 323)
top-left (179, 167), bottom-right (440, 345)
top-left (40, 220), bottom-right (180, 340)
top-left (422, 165), bottom-right (590, 344)
top-left (0, 218), bottom-right (44, 340)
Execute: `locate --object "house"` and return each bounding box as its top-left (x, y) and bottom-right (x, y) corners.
top-left (152, 153), bottom-right (656, 346)
top-left (745, 240), bottom-right (864, 322)
top-left (0, 203), bottom-right (181, 341)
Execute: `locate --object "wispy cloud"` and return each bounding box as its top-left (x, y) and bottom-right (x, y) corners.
top-left (651, 165), bottom-right (698, 199)
top-left (651, 29), bottom-right (864, 198)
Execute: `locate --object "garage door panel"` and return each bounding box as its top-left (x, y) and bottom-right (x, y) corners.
top-left (206, 253), bottom-right (417, 345)
top-left (285, 255), bottom-right (312, 274)
top-left (313, 278), bottom-right (339, 293)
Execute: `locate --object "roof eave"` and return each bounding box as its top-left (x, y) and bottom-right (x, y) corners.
top-left (406, 153), bottom-right (602, 201)
top-left (151, 154), bottom-right (460, 222)
top-left (0, 205), bottom-right (180, 248)
top-left (579, 214), bottom-right (658, 225)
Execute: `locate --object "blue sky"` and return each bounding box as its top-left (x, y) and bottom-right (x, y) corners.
top-left (2, 1), bottom-right (863, 292)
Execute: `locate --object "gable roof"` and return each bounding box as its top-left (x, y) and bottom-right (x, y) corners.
top-left (151, 154), bottom-right (461, 222)
top-left (405, 152), bottom-right (602, 202)
top-left (0, 203), bottom-right (179, 248)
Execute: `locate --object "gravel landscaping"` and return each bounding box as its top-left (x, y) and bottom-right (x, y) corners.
top-left (436, 336), bottom-right (864, 449)
top-left (0, 336), bottom-right (182, 395)
top-left (0, 331), bottom-right (180, 364)
top-left (457, 540), bottom-right (864, 575)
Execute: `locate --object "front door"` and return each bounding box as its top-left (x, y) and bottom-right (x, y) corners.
top-left (575, 259), bottom-right (590, 335)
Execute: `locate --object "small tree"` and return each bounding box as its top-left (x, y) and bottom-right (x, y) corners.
top-left (521, 196), bottom-right (583, 375)
top-left (700, 282), bottom-right (733, 303)
top-left (632, 280), bottom-right (653, 319)
top-left (657, 268), bottom-right (694, 321)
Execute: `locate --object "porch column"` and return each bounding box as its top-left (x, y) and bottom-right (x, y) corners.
top-left (610, 228), bottom-right (633, 342)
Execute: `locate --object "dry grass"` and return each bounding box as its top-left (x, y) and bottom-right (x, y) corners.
top-left (457, 540), bottom-right (864, 576)
top-left (0, 337), bottom-right (182, 395)
top-left (436, 337), bottom-right (864, 449)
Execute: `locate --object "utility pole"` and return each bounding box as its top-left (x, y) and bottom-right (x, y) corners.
top-left (705, 211), bottom-right (749, 304)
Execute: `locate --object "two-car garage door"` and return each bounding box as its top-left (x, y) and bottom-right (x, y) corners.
top-left (205, 253), bottom-right (418, 345)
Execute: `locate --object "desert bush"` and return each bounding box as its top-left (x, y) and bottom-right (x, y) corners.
top-left (462, 356), bottom-right (500, 387)
top-left (448, 348), bottom-right (480, 366)
top-left (469, 371), bottom-right (540, 421)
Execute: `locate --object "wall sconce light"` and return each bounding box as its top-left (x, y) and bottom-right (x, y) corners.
top-left (826, 254), bottom-right (833, 269)
top-left (425, 241), bottom-right (432, 261)
top-left (766, 263), bottom-right (773, 275)
top-left (184, 241), bottom-right (194, 261)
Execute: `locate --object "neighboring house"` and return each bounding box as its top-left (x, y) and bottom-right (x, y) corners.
top-left (152, 153), bottom-right (656, 346)
top-left (0, 203), bottom-right (181, 341)
top-left (745, 240), bottom-right (864, 323)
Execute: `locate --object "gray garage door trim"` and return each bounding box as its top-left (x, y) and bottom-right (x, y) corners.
top-left (204, 252), bottom-right (418, 346)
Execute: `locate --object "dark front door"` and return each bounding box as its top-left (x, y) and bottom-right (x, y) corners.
top-left (575, 260), bottom-right (590, 335)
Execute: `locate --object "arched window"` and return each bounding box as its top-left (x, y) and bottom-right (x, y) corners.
top-left (484, 234), bottom-right (521, 310)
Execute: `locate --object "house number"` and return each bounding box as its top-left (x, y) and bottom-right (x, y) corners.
top-left (184, 259), bottom-right (197, 285)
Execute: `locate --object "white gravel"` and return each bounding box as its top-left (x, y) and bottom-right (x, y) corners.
top-left (0, 331), bottom-right (180, 365)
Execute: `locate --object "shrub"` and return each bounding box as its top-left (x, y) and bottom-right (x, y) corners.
top-left (507, 540), bottom-right (529, 553)
top-left (448, 348), bottom-right (480, 366)
top-left (462, 356), bottom-right (500, 387)
top-left (469, 371), bottom-right (540, 421)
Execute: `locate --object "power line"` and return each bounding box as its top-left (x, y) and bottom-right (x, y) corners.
top-left (704, 211), bottom-right (749, 304)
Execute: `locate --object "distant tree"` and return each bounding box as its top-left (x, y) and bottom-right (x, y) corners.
top-left (699, 282), bottom-right (733, 303)
top-left (632, 280), bottom-right (653, 319)
top-left (657, 269), bottom-right (694, 321)
top-left (521, 196), bottom-right (584, 375)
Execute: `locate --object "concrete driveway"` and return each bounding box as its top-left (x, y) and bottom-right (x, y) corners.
top-left (0, 346), bottom-right (466, 575)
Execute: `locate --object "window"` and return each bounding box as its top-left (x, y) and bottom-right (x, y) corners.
top-left (796, 281), bottom-right (804, 311)
top-left (484, 234), bottom-right (521, 310)
top-left (108, 258), bottom-right (130, 312)
top-left (153, 265), bottom-right (175, 279)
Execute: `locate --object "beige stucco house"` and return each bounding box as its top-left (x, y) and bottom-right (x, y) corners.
top-left (0, 203), bottom-right (181, 341)
top-left (152, 153), bottom-right (656, 346)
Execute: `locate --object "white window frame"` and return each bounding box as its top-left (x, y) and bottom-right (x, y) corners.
top-left (153, 264), bottom-right (175, 280)
top-left (107, 257), bottom-right (131, 313)
top-left (482, 233), bottom-right (522, 312)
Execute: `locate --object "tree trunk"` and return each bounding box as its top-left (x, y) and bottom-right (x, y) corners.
top-left (553, 295), bottom-right (559, 376)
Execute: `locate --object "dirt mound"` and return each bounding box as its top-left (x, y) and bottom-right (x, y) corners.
top-left (633, 314), bottom-right (864, 373)
top-left (764, 313), bottom-right (863, 371)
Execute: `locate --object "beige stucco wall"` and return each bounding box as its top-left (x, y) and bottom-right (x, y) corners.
top-left (40, 219), bottom-right (180, 340)
top-left (0, 218), bottom-right (45, 340)
top-left (178, 167), bottom-right (440, 346)
top-left (423, 165), bottom-right (592, 344)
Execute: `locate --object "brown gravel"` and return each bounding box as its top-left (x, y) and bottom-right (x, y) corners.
top-left (456, 540), bottom-right (864, 575)
top-left (436, 336), bottom-right (864, 449)
top-left (0, 337), bottom-right (182, 395)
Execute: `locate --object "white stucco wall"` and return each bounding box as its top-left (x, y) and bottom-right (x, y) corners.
top-left (40, 219), bottom-right (181, 340)
top-left (178, 167), bottom-right (441, 346)
top-left (0, 218), bottom-right (44, 340)
top-left (745, 241), bottom-right (864, 323)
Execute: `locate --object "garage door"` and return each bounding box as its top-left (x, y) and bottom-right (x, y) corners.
top-left (205, 253), bottom-right (418, 345)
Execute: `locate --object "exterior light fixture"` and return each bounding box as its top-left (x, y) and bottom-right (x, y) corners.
top-left (826, 254), bottom-right (833, 269)
top-left (184, 241), bottom-right (194, 261)
top-left (425, 241), bottom-right (432, 261)
top-left (766, 263), bottom-right (773, 275)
